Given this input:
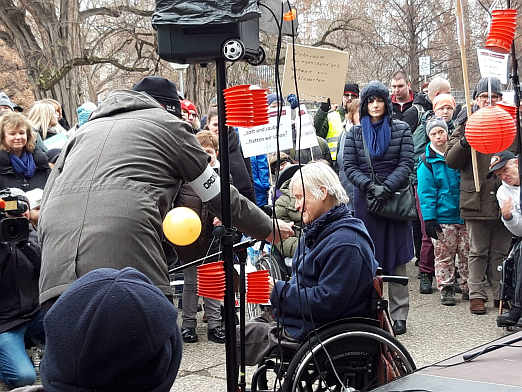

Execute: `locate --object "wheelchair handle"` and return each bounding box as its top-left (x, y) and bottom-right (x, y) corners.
top-left (379, 275), bottom-right (409, 286)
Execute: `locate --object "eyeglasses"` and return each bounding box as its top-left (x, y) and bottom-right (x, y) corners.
top-left (477, 94), bottom-right (500, 101)
top-left (344, 93), bottom-right (358, 99)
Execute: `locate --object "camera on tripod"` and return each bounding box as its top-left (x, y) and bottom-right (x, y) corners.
top-left (0, 188), bottom-right (30, 244)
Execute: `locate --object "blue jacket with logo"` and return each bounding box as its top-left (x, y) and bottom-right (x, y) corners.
top-left (417, 143), bottom-right (463, 224)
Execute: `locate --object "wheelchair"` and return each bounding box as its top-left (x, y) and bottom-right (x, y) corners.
top-left (249, 270), bottom-right (416, 392)
top-left (498, 238), bottom-right (522, 329)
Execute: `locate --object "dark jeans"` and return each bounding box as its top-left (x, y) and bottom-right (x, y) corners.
top-left (414, 186), bottom-right (435, 274)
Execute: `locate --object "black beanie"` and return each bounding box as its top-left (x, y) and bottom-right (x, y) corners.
top-left (40, 267), bottom-right (182, 392)
top-left (474, 77), bottom-right (502, 98)
top-left (344, 82), bottom-right (360, 97)
top-left (133, 76), bottom-right (182, 118)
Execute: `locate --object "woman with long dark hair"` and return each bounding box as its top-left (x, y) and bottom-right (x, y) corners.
top-left (343, 81), bottom-right (414, 335)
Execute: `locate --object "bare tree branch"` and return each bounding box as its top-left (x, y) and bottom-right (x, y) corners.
top-left (80, 6), bottom-right (153, 20)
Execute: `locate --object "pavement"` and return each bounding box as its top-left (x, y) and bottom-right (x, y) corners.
top-left (1, 261), bottom-right (518, 391)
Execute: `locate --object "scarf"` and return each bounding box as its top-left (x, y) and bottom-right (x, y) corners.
top-left (10, 151), bottom-right (36, 178)
top-left (361, 115), bottom-right (391, 158)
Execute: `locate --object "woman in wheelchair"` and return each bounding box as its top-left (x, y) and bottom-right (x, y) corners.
top-left (241, 161), bottom-right (379, 365)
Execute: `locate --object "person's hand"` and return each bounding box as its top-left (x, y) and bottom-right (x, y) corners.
top-left (460, 136), bottom-right (470, 149)
top-left (287, 94), bottom-right (299, 110)
top-left (265, 219), bottom-right (294, 244)
top-left (501, 197), bottom-right (514, 220)
top-left (424, 220), bottom-right (442, 240)
top-left (28, 208), bottom-right (40, 227)
top-left (320, 98), bottom-right (331, 113)
top-left (367, 184), bottom-right (392, 201)
top-left (268, 276), bottom-right (275, 295)
top-left (213, 217), bottom-right (222, 226)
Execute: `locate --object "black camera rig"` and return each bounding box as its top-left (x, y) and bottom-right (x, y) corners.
top-left (0, 188), bottom-right (30, 244)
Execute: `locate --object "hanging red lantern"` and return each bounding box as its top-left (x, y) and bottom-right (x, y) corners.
top-left (465, 105), bottom-right (516, 154)
top-left (485, 9), bottom-right (517, 53)
top-left (496, 102), bottom-right (517, 120)
top-left (223, 85), bottom-right (269, 127)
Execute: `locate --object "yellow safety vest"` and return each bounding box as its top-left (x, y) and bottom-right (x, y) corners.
top-left (326, 111), bottom-right (344, 161)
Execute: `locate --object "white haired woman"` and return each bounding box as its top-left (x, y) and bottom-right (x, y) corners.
top-left (240, 161), bottom-right (378, 366)
top-left (27, 101), bottom-right (63, 152)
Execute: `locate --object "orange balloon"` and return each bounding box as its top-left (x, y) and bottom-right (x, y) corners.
top-left (163, 207), bottom-right (202, 246)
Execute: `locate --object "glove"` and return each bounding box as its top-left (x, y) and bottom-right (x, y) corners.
top-left (424, 220), bottom-right (442, 240)
top-left (320, 98), bottom-right (331, 113)
top-left (460, 136), bottom-right (470, 149)
top-left (287, 94), bottom-right (299, 110)
top-left (367, 184), bottom-right (393, 201)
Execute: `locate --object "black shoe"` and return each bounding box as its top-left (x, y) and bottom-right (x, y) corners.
top-left (419, 272), bottom-right (433, 294)
top-left (497, 307), bottom-right (522, 327)
top-left (393, 320), bottom-right (407, 335)
top-left (440, 286), bottom-right (456, 306)
top-left (181, 327), bottom-right (198, 343)
top-left (208, 326), bottom-right (226, 344)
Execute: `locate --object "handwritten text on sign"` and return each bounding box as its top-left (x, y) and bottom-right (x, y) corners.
top-left (237, 106), bottom-right (293, 158)
top-left (282, 44), bottom-right (349, 104)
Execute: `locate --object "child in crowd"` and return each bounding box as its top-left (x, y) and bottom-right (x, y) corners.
top-left (174, 130), bottom-right (225, 344)
top-left (417, 117), bottom-right (469, 306)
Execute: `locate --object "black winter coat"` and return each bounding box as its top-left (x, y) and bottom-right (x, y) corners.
top-left (343, 119), bottom-right (414, 192)
top-left (401, 93), bottom-right (432, 134)
top-left (0, 149), bottom-right (50, 193)
top-left (0, 237), bottom-right (42, 333)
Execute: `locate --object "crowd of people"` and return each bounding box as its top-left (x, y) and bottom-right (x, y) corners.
top-left (0, 69), bottom-right (521, 391)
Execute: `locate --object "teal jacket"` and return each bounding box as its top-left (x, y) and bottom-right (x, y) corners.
top-left (417, 143), bottom-right (463, 224)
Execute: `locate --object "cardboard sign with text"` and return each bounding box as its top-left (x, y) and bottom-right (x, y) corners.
top-left (294, 105), bottom-right (319, 150)
top-left (477, 48), bottom-right (509, 84)
top-left (237, 106), bottom-right (293, 158)
top-left (282, 44), bottom-right (349, 104)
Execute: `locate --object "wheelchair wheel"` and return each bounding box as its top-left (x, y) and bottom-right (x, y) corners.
top-left (283, 323), bottom-right (415, 392)
top-left (257, 253), bottom-right (283, 281)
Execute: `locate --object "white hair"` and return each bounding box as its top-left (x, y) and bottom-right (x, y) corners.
top-left (289, 161), bottom-right (349, 204)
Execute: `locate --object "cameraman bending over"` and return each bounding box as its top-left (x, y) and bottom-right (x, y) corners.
top-left (0, 112), bottom-right (50, 388)
top-left (0, 189), bottom-right (45, 388)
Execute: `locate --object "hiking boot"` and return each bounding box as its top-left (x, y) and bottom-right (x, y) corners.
top-left (440, 286), bottom-right (456, 306)
top-left (419, 272), bottom-right (433, 294)
top-left (470, 298), bottom-right (486, 315)
top-left (181, 327), bottom-right (198, 343)
top-left (392, 320), bottom-right (407, 335)
top-left (497, 307), bottom-right (522, 327)
top-left (208, 326), bottom-right (226, 344)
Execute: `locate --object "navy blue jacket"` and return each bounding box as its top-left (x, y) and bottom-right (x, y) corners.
top-left (343, 120), bottom-right (413, 192)
top-left (271, 204), bottom-right (378, 339)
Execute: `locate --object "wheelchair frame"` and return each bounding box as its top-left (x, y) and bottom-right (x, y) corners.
top-left (249, 272), bottom-right (416, 392)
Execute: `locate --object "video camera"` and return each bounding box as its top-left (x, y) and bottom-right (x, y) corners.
top-left (0, 188), bottom-right (30, 244)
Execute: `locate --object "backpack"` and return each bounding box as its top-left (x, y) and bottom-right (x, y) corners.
top-left (420, 152), bottom-right (433, 174)
top-left (412, 103), bottom-right (425, 130)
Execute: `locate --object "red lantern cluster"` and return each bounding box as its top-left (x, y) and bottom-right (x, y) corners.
top-left (197, 260), bottom-right (225, 301)
top-left (485, 9), bottom-right (517, 53)
top-left (465, 105), bottom-right (516, 154)
top-left (223, 85), bottom-right (269, 128)
top-left (246, 269), bottom-right (270, 304)
top-left (496, 102), bottom-right (517, 120)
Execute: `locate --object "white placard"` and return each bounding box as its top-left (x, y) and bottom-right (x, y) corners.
top-left (294, 105), bottom-right (319, 150)
top-left (237, 106), bottom-right (293, 158)
top-left (477, 48), bottom-right (509, 84)
top-left (419, 56), bottom-right (431, 76)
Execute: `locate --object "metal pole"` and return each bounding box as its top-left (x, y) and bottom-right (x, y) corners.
top-left (216, 57), bottom-right (238, 392)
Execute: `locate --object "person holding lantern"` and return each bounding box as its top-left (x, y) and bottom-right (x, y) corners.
top-left (445, 77), bottom-right (514, 315)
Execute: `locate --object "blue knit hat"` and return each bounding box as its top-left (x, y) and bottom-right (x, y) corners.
top-left (76, 102), bottom-right (97, 127)
top-left (40, 267), bottom-right (182, 392)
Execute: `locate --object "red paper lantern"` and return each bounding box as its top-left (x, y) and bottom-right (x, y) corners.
top-left (197, 260), bottom-right (225, 301)
top-left (223, 85), bottom-right (269, 127)
top-left (465, 105), bottom-right (516, 154)
top-left (496, 102), bottom-right (517, 120)
top-left (485, 9), bottom-right (517, 53)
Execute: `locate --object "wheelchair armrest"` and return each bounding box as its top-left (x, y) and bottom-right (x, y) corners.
top-left (379, 275), bottom-right (409, 286)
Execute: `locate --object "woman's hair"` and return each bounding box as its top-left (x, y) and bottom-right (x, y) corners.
top-left (28, 101), bottom-right (56, 139)
top-left (0, 112), bottom-right (36, 152)
top-left (205, 108), bottom-right (218, 127)
top-left (41, 98), bottom-right (62, 116)
top-left (289, 161), bottom-right (348, 204)
top-left (196, 130), bottom-right (219, 152)
top-left (346, 98), bottom-right (360, 124)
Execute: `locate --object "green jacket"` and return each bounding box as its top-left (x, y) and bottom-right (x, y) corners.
top-left (313, 106), bottom-right (346, 139)
top-left (274, 178), bottom-right (301, 258)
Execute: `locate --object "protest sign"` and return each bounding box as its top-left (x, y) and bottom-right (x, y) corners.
top-left (294, 105), bottom-right (318, 150)
top-left (477, 48), bottom-right (509, 84)
top-left (237, 106), bottom-right (293, 158)
top-left (282, 44), bottom-right (349, 103)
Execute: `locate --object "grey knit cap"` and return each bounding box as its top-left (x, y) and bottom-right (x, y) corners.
top-left (426, 117), bottom-right (448, 136)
